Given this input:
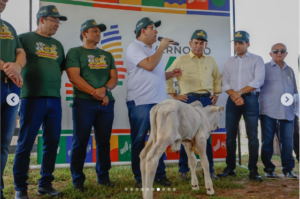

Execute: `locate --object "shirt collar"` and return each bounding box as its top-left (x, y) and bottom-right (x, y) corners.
top-left (271, 59), bottom-right (287, 69)
top-left (234, 51), bottom-right (250, 59)
top-left (189, 51), bottom-right (206, 59)
top-left (134, 39), bottom-right (153, 49)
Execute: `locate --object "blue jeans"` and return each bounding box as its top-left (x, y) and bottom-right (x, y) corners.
top-left (225, 95), bottom-right (259, 171)
top-left (1, 78), bottom-right (20, 196)
top-left (13, 97), bottom-right (62, 191)
top-left (178, 95), bottom-right (215, 173)
top-left (126, 101), bottom-right (166, 180)
top-left (260, 114), bottom-right (295, 172)
top-left (71, 98), bottom-right (114, 185)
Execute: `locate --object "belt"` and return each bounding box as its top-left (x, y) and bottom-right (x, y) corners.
top-left (241, 92), bottom-right (259, 97)
top-left (186, 93), bottom-right (211, 97)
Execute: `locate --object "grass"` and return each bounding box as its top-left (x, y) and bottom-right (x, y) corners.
top-left (2, 155), bottom-right (299, 199)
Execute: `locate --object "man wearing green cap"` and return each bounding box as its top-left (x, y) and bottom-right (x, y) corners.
top-left (66, 19), bottom-right (118, 192)
top-left (126, 17), bottom-right (182, 188)
top-left (1, 0), bottom-right (26, 199)
top-left (13, 5), bottom-right (67, 199)
top-left (218, 31), bottom-right (265, 182)
top-left (166, 29), bottom-right (221, 181)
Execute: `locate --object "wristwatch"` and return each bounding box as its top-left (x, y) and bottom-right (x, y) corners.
top-left (104, 86), bottom-right (111, 93)
top-left (213, 94), bottom-right (219, 97)
top-left (238, 90), bottom-right (243, 95)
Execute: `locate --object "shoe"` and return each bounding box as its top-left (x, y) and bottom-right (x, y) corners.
top-left (98, 180), bottom-right (115, 188)
top-left (1, 195), bottom-right (6, 199)
top-left (15, 190), bottom-right (28, 199)
top-left (249, 170), bottom-right (263, 182)
top-left (217, 167), bottom-right (236, 178)
top-left (179, 172), bottom-right (189, 181)
top-left (283, 170), bottom-right (298, 179)
top-left (264, 170), bottom-right (277, 179)
top-left (74, 184), bottom-right (84, 193)
top-left (210, 172), bottom-right (219, 180)
top-left (135, 179), bottom-right (142, 188)
top-left (154, 177), bottom-right (172, 186)
top-left (38, 185), bottom-right (62, 196)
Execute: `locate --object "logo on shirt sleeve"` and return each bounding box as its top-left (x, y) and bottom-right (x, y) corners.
top-left (1, 24), bottom-right (14, 40)
top-left (35, 42), bottom-right (59, 60)
top-left (87, 55), bottom-right (108, 69)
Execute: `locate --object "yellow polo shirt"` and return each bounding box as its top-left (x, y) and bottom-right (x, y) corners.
top-left (166, 51), bottom-right (222, 95)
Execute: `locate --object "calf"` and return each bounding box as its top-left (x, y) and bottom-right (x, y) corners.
top-left (140, 99), bottom-right (224, 199)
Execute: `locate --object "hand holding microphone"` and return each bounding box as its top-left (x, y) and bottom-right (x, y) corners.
top-left (158, 37), bottom-right (179, 49)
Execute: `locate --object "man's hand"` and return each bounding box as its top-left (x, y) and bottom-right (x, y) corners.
top-left (234, 97), bottom-right (244, 106)
top-left (91, 87), bottom-right (106, 100)
top-left (229, 91), bottom-right (240, 102)
top-left (3, 62), bottom-right (22, 77)
top-left (160, 38), bottom-right (175, 49)
top-left (171, 94), bottom-right (188, 102)
top-left (101, 96), bottom-right (109, 106)
top-left (172, 68), bottom-right (182, 77)
top-left (210, 95), bottom-right (218, 105)
top-left (10, 74), bottom-right (23, 88)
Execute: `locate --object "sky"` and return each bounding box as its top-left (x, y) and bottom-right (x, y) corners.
top-left (2, 0), bottom-right (299, 81)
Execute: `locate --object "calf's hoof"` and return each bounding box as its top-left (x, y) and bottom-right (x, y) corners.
top-left (192, 185), bottom-right (199, 190)
top-left (206, 188), bottom-right (215, 196)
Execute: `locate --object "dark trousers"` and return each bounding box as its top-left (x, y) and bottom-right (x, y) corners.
top-left (13, 97), bottom-right (62, 191)
top-left (294, 115), bottom-right (299, 162)
top-left (70, 98), bottom-right (114, 185)
top-left (126, 101), bottom-right (166, 181)
top-left (225, 95), bottom-right (259, 171)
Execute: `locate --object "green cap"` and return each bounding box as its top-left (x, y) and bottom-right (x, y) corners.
top-left (191, 29), bottom-right (208, 42)
top-left (80, 19), bottom-right (107, 35)
top-left (233, 31), bottom-right (250, 42)
top-left (135, 17), bottom-right (161, 34)
top-left (36, 5), bottom-right (67, 21)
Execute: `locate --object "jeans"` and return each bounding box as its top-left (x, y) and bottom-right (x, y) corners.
top-left (225, 95), bottom-right (259, 171)
top-left (178, 95), bottom-right (215, 173)
top-left (70, 98), bottom-right (114, 185)
top-left (260, 114), bottom-right (295, 172)
top-left (13, 97), bottom-right (62, 191)
top-left (126, 100), bottom-right (166, 180)
top-left (294, 115), bottom-right (299, 162)
top-left (1, 78), bottom-right (20, 196)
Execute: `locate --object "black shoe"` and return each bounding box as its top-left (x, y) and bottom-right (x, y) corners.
top-left (210, 172), bottom-right (219, 180)
top-left (283, 170), bottom-right (298, 179)
top-left (74, 184), bottom-right (85, 193)
top-left (38, 185), bottom-right (62, 196)
top-left (179, 172), bottom-right (189, 181)
top-left (265, 170), bottom-right (277, 179)
top-left (98, 180), bottom-right (115, 188)
top-left (135, 179), bottom-right (142, 188)
top-left (249, 170), bottom-right (263, 182)
top-left (217, 167), bottom-right (236, 178)
top-left (15, 190), bottom-right (28, 199)
top-left (154, 177), bottom-right (172, 186)
top-left (1, 195), bottom-right (6, 199)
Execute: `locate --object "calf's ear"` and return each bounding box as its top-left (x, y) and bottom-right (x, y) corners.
top-left (190, 100), bottom-right (203, 108)
top-left (219, 106), bottom-right (225, 112)
top-left (212, 106), bottom-right (225, 112)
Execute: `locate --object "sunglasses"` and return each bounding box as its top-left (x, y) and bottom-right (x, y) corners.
top-left (272, 49), bottom-right (286, 54)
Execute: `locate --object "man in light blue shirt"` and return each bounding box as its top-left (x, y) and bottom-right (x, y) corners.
top-left (218, 31), bottom-right (265, 182)
top-left (259, 43), bottom-right (298, 179)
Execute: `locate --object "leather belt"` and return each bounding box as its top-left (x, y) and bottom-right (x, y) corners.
top-left (186, 93), bottom-right (211, 97)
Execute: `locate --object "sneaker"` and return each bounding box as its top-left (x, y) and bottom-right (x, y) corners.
top-left (179, 172), bottom-right (189, 181)
top-left (135, 179), bottom-right (142, 188)
top-left (283, 170), bottom-right (298, 179)
top-left (98, 180), bottom-right (115, 188)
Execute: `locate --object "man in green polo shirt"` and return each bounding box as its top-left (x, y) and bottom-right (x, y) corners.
top-left (65, 19), bottom-right (118, 192)
top-left (1, 1), bottom-right (26, 198)
top-left (13, 5), bottom-right (67, 199)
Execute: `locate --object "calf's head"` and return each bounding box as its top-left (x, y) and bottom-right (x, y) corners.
top-left (204, 106), bottom-right (224, 131)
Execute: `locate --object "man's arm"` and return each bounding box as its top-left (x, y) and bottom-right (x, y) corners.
top-left (138, 38), bottom-right (174, 71)
top-left (66, 67), bottom-right (95, 95)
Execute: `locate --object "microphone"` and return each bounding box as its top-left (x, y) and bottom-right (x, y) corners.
top-left (158, 37), bottom-right (179, 46)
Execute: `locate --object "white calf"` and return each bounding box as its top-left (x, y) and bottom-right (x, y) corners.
top-left (140, 99), bottom-right (224, 199)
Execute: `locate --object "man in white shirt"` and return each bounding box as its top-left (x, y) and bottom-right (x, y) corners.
top-left (125, 17), bottom-right (181, 188)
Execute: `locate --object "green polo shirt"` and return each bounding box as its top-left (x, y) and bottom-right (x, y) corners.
top-left (1, 19), bottom-right (23, 79)
top-left (65, 46), bottom-right (116, 101)
top-left (19, 32), bottom-right (65, 98)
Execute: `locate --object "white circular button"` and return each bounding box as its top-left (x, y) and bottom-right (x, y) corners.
top-left (6, 93), bottom-right (19, 106)
top-left (281, 93), bottom-right (293, 106)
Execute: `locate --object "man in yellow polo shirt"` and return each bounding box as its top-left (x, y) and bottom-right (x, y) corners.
top-left (166, 29), bottom-right (221, 180)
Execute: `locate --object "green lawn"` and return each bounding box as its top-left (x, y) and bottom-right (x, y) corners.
top-left (3, 155), bottom-right (299, 199)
